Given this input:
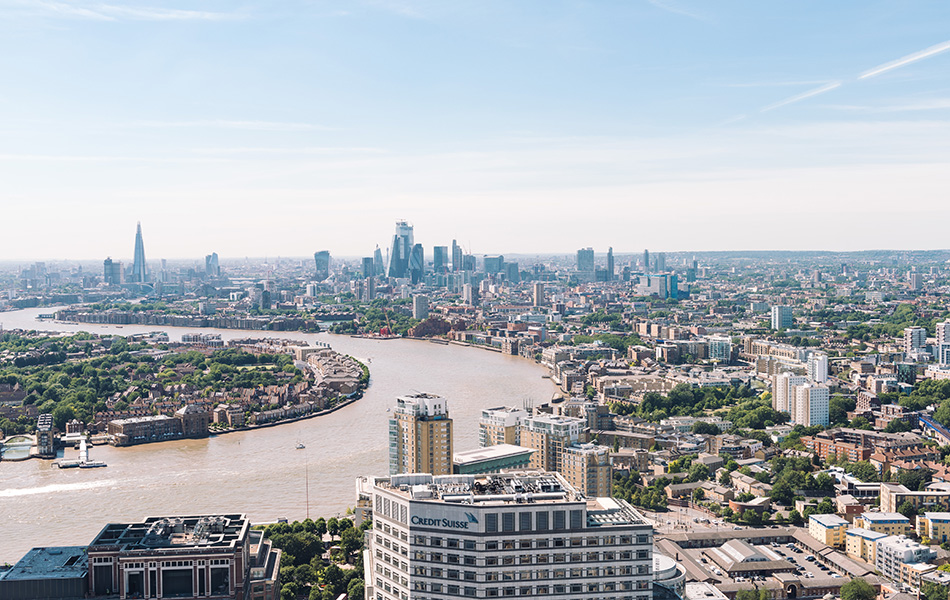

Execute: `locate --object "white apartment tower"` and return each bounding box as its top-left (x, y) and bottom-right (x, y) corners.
top-left (807, 353), bottom-right (829, 383)
top-left (793, 383), bottom-right (830, 427)
top-left (772, 373), bottom-right (807, 413)
top-left (389, 394), bottom-right (453, 476)
top-left (904, 326), bottom-right (928, 355)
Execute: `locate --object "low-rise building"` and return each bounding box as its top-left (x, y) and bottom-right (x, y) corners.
top-left (846, 527), bottom-right (886, 563)
top-left (874, 535), bottom-right (936, 583)
top-left (809, 514), bottom-right (849, 548)
top-left (854, 512), bottom-right (911, 536)
top-left (917, 512), bottom-right (950, 544)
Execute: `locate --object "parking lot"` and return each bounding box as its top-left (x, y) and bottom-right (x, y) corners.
top-left (679, 540), bottom-right (845, 584)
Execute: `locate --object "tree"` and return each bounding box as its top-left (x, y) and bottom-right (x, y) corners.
top-left (922, 582), bottom-right (948, 600)
top-left (847, 461), bottom-right (879, 483)
top-left (314, 518), bottom-right (327, 538)
top-left (327, 517), bottom-right (340, 538)
top-left (692, 422), bottom-right (722, 436)
top-left (687, 463), bottom-right (710, 483)
top-left (692, 488), bottom-right (705, 502)
top-left (898, 500), bottom-right (919, 521)
top-left (719, 470), bottom-right (732, 486)
top-left (770, 480), bottom-right (794, 506)
top-left (347, 578), bottom-right (365, 600)
top-left (788, 509), bottom-right (803, 526)
top-left (840, 578), bottom-right (877, 600)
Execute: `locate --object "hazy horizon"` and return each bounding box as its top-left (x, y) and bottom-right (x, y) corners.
top-left (2, 2), bottom-right (949, 259)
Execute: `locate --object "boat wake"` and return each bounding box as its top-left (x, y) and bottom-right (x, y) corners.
top-left (0, 479), bottom-right (117, 498)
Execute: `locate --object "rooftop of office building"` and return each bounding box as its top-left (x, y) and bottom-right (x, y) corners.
top-left (88, 514), bottom-right (249, 552)
top-left (374, 472), bottom-right (649, 526)
top-left (453, 444), bottom-right (535, 466)
top-left (0, 546), bottom-right (88, 582)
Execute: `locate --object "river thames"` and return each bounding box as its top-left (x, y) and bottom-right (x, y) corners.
top-left (0, 307), bottom-right (557, 563)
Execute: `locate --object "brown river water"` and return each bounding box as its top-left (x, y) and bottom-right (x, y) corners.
top-left (0, 307), bottom-right (556, 562)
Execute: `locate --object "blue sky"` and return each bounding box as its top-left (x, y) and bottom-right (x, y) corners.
top-left (1, 0), bottom-right (949, 260)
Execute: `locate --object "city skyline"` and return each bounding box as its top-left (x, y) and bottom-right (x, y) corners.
top-left (1, 2), bottom-right (949, 259)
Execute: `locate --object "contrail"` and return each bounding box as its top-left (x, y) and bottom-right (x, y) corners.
top-left (761, 81), bottom-right (841, 112)
top-left (859, 40), bottom-right (950, 79)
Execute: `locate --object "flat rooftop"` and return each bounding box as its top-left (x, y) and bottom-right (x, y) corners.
top-left (89, 514), bottom-right (249, 553)
top-left (0, 546), bottom-right (88, 581)
top-left (453, 444), bottom-right (535, 465)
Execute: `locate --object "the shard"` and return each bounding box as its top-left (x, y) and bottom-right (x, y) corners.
top-left (131, 222), bottom-right (147, 283)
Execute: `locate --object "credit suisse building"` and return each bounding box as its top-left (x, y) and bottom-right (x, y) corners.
top-left (358, 472), bottom-right (653, 600)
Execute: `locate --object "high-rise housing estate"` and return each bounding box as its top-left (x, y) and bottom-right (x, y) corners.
top-left (520, 414), bottom-right (586, 472)
top-left (904, 326), bottom-right (928, 355)
top-left (793, 383), bottom-right (830, 427)
top-left (533, 282), bottom-right (545, 307)
top-left (412, 295), bottom-right (429, 320)
top-left (606, 247), bottom-right (615, 280)
top-left (131, 222), bottom-right (147, 283)
top-left (433, 246), bottom-right (448, 274)
top-left (576, 247), bottom-right (595, 273)
top-left (937, 321), bottom-right (950, 365)
top-left (807, 353), bottom-right (829, 383)
top-left (478, 406), bottom-right (528, 447)
top-left (389, 393), bottom-right (453, 476)
top-left (313, 250), bottom-right (330, 281)
top-left (387, 220), bottom-right (414, 278)
top-left (707, 336), bottom-right (733, 364)
top-left (561, 443), bottom-right (612, 497)
top-left (771, 305), bottom-right (794, 330)
top-left (358, 471), bottom-right (654, 600)
top-left (772, 373), bottom-right (808, 413)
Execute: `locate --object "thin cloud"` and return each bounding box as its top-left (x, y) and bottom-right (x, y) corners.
top-left (134, 120), bottom-right (335, 132)
top-left (860, 40), bottom-right (950, 79)
top-left (824, 99), bottom-right (950, 113)
top-left (9, 0), bottom-right (241, 21)
top-left (645, 0), bottom-right (709, 22)
top-left (761, 82), bottom-right (841, 113)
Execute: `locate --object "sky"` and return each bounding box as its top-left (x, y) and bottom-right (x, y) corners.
top-left (1, 0), bottom-right (949, 260)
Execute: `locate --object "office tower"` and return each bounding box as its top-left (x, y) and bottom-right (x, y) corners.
top-left (387, 220), bottom-right (414, 278)
top-left (412, 294), bottom-right (429, 320)
top-left (103, 258), bottom-right (122, 285)
top-left (560, 443), bottom-right (612, 497)
top-left (131, 222), bottom-right (147, 283)
top-left (519, 415), bottom-right (586, 472)
top-left (504, 261), bottom-right (520, 284)
top-left (793, 383), bottom-right (830, 427)
top-left (483, 255), bottom-right (505, 273)
top-left (361, 257), bottom-right (374, 278)
top-left (772, 373), bottom-right (807, 413)
top-left (708, 336), bottom-right (733, 364)
top-left (904, 326), bottom-right (927, 355)
top-left (313, 250), bottom-right (330, 281)
top-left (409, 243), bottom-right (424, 284)
top-left (622, 266), bottom-right (630, 282)
top-left (576, 247), bottom-right (595, 273)
top-left (642, 249), bottom-right (650, 272)
top-left (533, 282), bottom-right (545, 307)
top-left (655, 252), bottom-right (666, 273)
top-left (462, 254), bottom-right (476, 272)
top-left (389, 393), bottom-right (453, 476)
top-left (807, 353), bottom-right (829, 383)
top-left (451, 239), bottom-right (462, 272)
top-left (433, 246), bottom-right (448, 274)
top-left (373, 245), bottom-right (385, 276)
top-left (606, 247), bottom-right (614, 280)
top-left (479, 406), bottom-right (528, 447)
top-left (771, 305), bottom-right (793, 330)
top-left (359, 472), bottom-right (654, 600)
top-left (204, 252), bottom-right (220, 278)
top-left (685, 267), bottom-right (697, 282)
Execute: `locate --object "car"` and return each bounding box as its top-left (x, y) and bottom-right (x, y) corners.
top-left (806, 556), bottom-right (815, 561)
